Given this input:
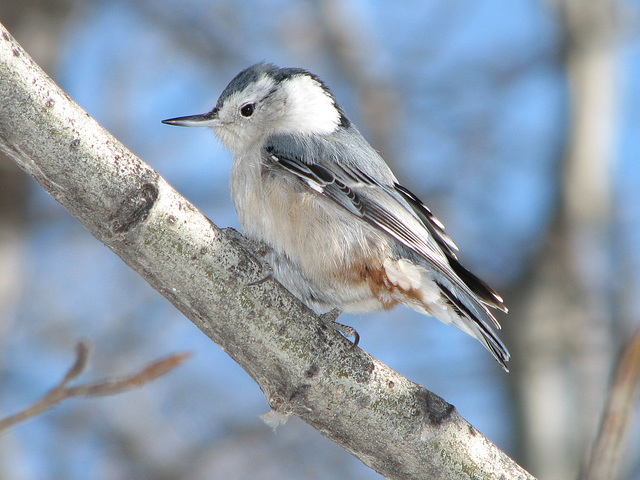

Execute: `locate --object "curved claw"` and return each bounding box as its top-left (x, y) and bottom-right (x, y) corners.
top-left (319, 309), bottom-right (359, 349)
top-left (248, 271), bottom-right (272, 286)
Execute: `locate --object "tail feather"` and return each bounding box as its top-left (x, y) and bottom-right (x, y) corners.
top-left (438, 282), bottom-right (510, 371)
top-left (448, 256), bottom-right (507, 314)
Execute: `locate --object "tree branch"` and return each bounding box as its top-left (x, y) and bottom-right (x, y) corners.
top-left (0, 23), bottom-right (534, 479)
top-left (0, 340), bottom-right (190, 432)
top-left (582, 326), bottom-right (640, 480)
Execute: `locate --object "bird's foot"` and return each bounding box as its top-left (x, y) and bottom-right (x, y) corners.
top-left (319, 308), bottom-right (360, 349)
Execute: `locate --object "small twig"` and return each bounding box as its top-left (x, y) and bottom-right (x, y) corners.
top-left (582, 326), bottom-right (640, 480)
top-left (0, 340), bottom-right (191, 432)
top-left (62, 340), bottom-right (91, 384)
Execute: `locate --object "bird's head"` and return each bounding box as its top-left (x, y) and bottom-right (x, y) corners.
top-left (163, 63), bottom-right (349, 156)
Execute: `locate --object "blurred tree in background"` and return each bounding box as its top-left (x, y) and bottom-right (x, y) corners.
top-left (0, 1), bottom-right (638, 479)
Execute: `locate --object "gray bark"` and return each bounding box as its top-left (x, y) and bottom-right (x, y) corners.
top-left (0, 23), bottom-right (534, 480)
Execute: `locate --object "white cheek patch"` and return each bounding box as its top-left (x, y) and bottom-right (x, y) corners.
top-left (277, 75), bottom-right (340, 135)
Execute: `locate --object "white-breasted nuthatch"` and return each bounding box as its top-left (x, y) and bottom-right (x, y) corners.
top-left (163, 63), bottom-right (510, 370)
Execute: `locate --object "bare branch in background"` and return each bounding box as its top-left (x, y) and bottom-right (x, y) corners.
top-left (0, 340), bottom-right (191, 432)
top-left (0, 22), bottom-right (534, 480)
top-left (582, 326), bottom-right (640, 480)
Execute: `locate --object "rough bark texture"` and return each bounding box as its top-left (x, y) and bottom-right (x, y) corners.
top-left (0, 23), bottom-right (535, 480)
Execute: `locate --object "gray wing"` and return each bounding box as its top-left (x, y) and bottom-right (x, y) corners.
top-left (263, 132), bottom-right (455, 270)
top-left (263, 132), bottom-right (509, 367)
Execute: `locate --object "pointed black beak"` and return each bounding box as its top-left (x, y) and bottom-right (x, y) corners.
top-left (162, 107), bottom-right (220, 127)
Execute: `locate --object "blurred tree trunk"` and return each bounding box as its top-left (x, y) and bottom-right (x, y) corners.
top-left (505, 1), bottom-right (618, 479)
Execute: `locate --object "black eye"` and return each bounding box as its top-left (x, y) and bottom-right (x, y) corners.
top-left (240, 103), bottom-right (255, 117)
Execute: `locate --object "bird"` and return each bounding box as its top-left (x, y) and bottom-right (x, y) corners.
top-left (162, 63), bottom-right (510, 370)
